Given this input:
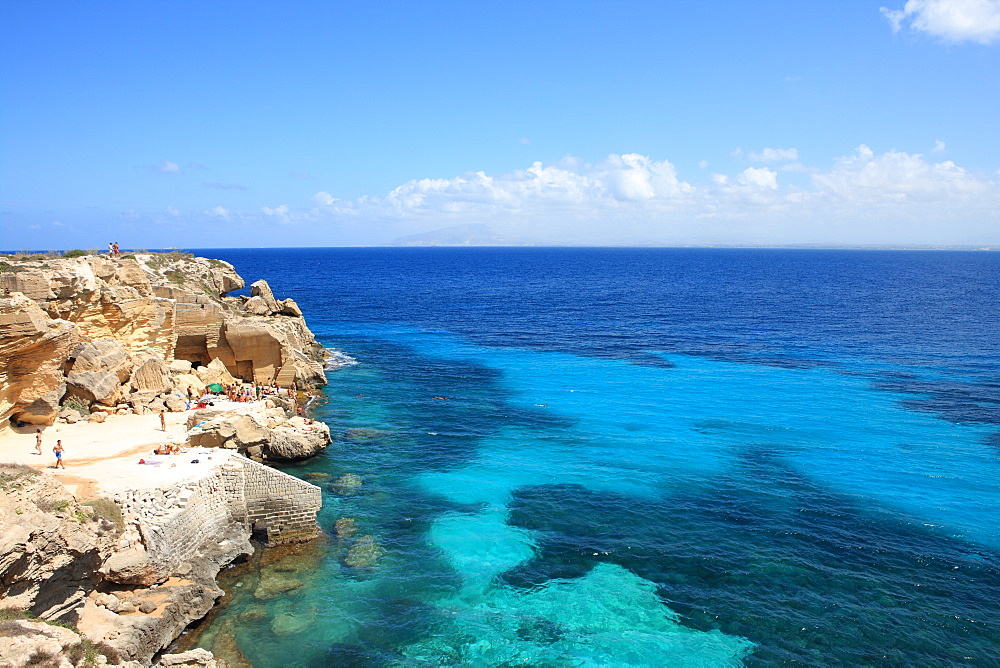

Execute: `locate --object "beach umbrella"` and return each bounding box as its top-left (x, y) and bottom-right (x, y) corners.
top-left (207, 383), bottom-right (224, 393)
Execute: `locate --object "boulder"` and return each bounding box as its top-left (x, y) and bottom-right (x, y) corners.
top-left (101, 544), bottom-right (169, 586)
top-left (88, 411), bottom-right (107, 423)
top-left (168, 359), bottom-right (193, 374)
top-left (194, 357), bottom-right (237, 387)
top-left (279, 298), bottom-right (302, 317)
top-left (164, 395), bottom-right (187, 412)
top-left (131, 356), bottom-right (172, 393)
top-left (243, 295), bottom-right (272, 315)
top-left (250, 280), bottom-right (281, 313)
top-left (58, 407), bottom-right (81, 423)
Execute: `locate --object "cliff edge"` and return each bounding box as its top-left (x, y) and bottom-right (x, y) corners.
top-left (1, 252), bottom-right (329, 430)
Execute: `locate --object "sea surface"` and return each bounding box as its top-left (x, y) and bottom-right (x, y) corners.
top-left (182, 247), bottom-right (1000, 666)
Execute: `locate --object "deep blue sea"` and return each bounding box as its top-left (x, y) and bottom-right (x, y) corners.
top-left (184, 248), bottom-right (1000, 666)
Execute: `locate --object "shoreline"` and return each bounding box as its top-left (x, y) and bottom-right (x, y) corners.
top-left (0, 252), bottom-right (335, 665)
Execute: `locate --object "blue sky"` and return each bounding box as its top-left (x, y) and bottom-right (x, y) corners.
top-left (1, 0), bottom-right (998, 248)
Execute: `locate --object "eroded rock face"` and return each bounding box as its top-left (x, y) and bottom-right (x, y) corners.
top-left (1, 254), bottom-right (328, 430)
top-left (0, 466), bottom-right (117, 622)
top-left (0, 293), bottom-right (78, 426)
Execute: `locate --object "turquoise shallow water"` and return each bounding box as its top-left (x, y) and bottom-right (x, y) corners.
top-left (185, 248), bottom-right (1000, 666)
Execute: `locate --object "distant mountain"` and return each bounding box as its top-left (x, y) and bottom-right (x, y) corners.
top-left (387, 224), bottom-right (533, 246)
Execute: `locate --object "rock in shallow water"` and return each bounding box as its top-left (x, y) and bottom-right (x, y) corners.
top-left (345, 535), bottom-right (384, 568)
top-left (330, 473), bottom-right (362, 496)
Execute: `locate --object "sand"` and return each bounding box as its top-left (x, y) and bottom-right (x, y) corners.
top-left (0, 408), bottom-right (238, 500)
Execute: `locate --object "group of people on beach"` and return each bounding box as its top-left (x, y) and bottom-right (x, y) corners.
top-left (108, 242), bottom-right (121, 258)
top-left (27, 378), bottom-right (319, 470)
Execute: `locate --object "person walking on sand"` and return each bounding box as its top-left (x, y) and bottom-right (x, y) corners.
top-left (35, 429), bottom-right (43, 455)
top-left (53, 440), bottom-right (65, 469)
top-left (160, 410), bottom-right (167, 431)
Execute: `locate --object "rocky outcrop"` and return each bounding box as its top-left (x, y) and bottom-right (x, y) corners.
top-left (0, 453), bottom-right (321, 665)
top-left (0, 293), bottom-right (79, 427)
top-left (0, 467), bottom-right (117, 621)
top-left (185, 407), bottom-right (331, 461)
top-left (1, 253), bottom-right (331, 430)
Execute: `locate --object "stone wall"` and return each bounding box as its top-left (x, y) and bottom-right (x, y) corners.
top-left (113, 454), bottom-right (320, 579)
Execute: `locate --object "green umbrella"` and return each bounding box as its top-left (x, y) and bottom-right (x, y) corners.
top-left (207, 383), bottom-right (224, 393)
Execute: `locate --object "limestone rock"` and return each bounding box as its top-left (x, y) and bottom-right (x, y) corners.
top-left (59, 407), bottom-right (81, 423)
top-left (0, 292), bottom-right (78, 426)
top-left (0, 466), bottom-right (116, 619)
top-left (168, 359), bottom-right (193, 374)
top-left (101, 544), bottom-right (169, 586)
top-left (164, 395), bottom-right (187, 412)
top-left (158, 648), bottom-right (227, 667)
top-left (65, 337), bottom-right (133, 405)
top-left (0, 619), bottom-right (83, 668)
top-left (243, 295), bottom-right (271, 315)
top-left (194, 358), bottom-right (237, 387)
top-left (131, 356), bottom-right (172, 393)
top-left (279, 298), bottom-right (302, 317)
top-left (250, 280), bottom-right (281, 313)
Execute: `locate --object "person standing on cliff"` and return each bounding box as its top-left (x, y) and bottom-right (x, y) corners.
top-left (160, 410), bottom-right (167, 432)
top-left (35, 429), bottom-right (43, 455)
top-left (53, 440), bottom-right (65, 469)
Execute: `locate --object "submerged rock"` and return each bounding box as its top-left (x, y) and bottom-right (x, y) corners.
top-left (334, 517), bottom-right (358, 539)
top-left (344, 535), bottom-right (384, 568)
top-left (253, 572), bottom-right (304, 600)
top-left (330, 473), bottom-right (362, 496)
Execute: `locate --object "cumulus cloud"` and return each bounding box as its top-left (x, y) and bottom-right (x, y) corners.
top-left (933, 139), bottom-right (947, 152)
top-left (205, 206), bottom-right (230, 220)
top-left (881, 0), bottom-right (1000, 44)
top-left (297, 148), bottom-right (998, 245)
top-left (749, 147), bottom-right (799, 163)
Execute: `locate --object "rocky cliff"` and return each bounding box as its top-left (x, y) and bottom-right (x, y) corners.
top-left (1, 252), bottom-right (330, 430)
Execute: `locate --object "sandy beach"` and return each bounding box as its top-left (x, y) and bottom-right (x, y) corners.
top-left (0, 408), bottom-right (239, 500)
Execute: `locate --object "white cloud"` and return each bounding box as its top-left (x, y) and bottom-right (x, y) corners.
top-left (749, 147), bottom-right (799, 163)
top-left (881, 0), bottom-right (1000, 44)
top-left (299, 148), bottom-right (998, 245)
top-left (166, 206), bottom-right (179, 217)
top-left (205, 206), bottom-right (230, 220)
top-left (738, 167), bottom-right (779, 189)
top-left (262, 204), bottom-right (297, 225)
top-left (157, 160), bottom-right (182, 174)
top-left (933, 139), bottom-right (947, 152)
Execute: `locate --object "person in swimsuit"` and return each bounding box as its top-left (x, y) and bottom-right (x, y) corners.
top-left (53, 440), bottom-right (65, 469)
top-left (35, 429), bottom-right (43, 455)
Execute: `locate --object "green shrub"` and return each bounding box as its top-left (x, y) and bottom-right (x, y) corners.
top-left (63, 249), bottom-right (87, 258)
top-left (62, 396), bottom-right (90, 416)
